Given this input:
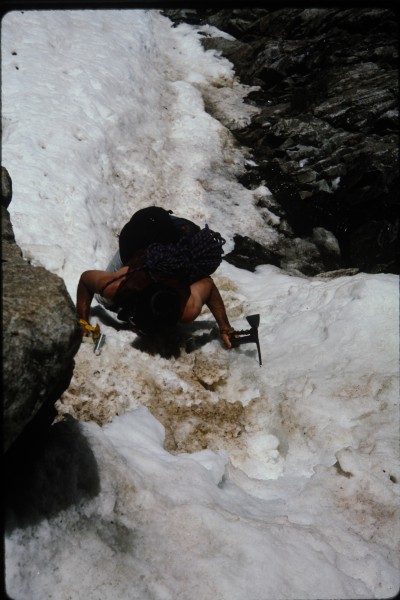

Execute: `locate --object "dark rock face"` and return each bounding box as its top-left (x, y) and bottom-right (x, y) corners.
top-left (1, 166), bottom-right (13, 208)
top-left (2, 170), bottom-right (95, 526)
top-left (165, 8), bottom-right (399, 274)
top-left (2, 204), bottom-right (82, 453)
top-left (224, 234), bottom-right (281, 272)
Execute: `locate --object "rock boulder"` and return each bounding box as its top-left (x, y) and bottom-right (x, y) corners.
top-left (2, 199), bottom-right (82, 453)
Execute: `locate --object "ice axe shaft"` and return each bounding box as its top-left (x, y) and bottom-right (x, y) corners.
top-left (229, 314), bottom-right (262, 366)
top-left (94, 333), bottom-right (106, 355)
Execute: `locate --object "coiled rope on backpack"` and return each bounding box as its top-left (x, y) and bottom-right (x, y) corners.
top-left (146, 225), bottom-right (226, 282)
top-left (99, 225), bottom-right (226, 298)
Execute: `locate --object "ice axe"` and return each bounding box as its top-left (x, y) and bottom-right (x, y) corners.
top-left (229, 314), bottom-right (262, 366)
top-left (80, 319), bottom-right (106, 356)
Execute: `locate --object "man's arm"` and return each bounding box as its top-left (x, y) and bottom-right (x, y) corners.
top-left (180, 278), bottom-right (233, 348)
top-left (76, 271), bottom-right (97, 324)
top-left (204, 280), bottom-right (234, 349)
top-left (76, 269), bottom-right (123, 333)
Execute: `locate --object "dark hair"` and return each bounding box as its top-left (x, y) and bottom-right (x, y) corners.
top-left (121, 283), bottom-right (182, 334)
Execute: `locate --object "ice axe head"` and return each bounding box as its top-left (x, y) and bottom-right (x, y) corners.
top-left (229, 314), bottom-right (262, 366)
top-left (246, 314), bottom-right (260, 330)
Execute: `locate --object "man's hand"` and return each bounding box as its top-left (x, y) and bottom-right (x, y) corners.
top-left (220, 332), bottom-right (232, 349)
top-left (220, 326), bottom-right (237, 350)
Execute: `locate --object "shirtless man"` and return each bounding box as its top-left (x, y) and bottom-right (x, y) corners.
top-left (77, 262), bottom-right (234, 349)
top-left (77, 205), bottom-right (234, 348)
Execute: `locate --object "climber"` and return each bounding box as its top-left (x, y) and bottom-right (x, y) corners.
top-left (76, 206), bottom-right (234, 348)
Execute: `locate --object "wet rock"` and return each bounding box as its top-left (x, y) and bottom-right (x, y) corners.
top-left (224, 234), bottom-right (281, 271)
top-left (201, 36), bottom-right (255, 73)
top-left (164, 8), bottom-right (399, 274)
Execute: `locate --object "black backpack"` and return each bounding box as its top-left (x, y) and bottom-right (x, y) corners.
top-left (119, 206), bottom-right (185, 264)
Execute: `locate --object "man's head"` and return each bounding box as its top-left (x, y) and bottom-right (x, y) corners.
top-left (121, 282), bottom-right (182, 334)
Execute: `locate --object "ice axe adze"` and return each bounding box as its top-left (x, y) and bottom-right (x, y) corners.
top-left (229, 314), bottom-right (262, 366)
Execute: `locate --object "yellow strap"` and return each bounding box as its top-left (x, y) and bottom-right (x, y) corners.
top-left (80, 319), bottom-right (96, 331)
top-left (80, 319), bottom-right (101, 341)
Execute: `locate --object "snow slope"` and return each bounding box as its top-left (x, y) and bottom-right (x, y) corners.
top-left (2, 9), bottom-right (399, 600)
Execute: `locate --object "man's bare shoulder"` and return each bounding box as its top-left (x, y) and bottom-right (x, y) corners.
top-left (190, 277), bottom-right (213, 300)
top-left (180, 278), bottom-right (214, 323)
top-left (80, 266), bottom-right (129, 297)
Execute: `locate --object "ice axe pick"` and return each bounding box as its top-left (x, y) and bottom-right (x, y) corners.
top-left (229, 314), bottom-right (262, 366)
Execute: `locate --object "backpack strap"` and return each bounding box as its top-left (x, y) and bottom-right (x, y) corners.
top-left (98, 271), bottom-right (132, 297)
top-left (99, 250), bottom-right (148, 300)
